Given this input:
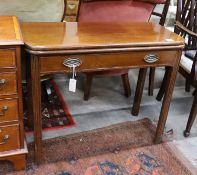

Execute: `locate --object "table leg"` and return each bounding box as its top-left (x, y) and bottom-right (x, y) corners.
top-left (154, 65), bottom-right (179, 143)
top-left (148, 68), bottom-right (155, 96)
top-left (156, 67), bottom-right (169, 101)
top-left (184, 91), bottom-right (197, 137)
top-left (29, 55), bottom-right (42, 163)
top-left (132, 68), bottom-right (147, 116)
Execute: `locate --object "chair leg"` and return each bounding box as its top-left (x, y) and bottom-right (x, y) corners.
top-left (156, 67), bottom-right (169, 101)
top-left (84, 74), bottom-right (93, 101)
top-left (193, 89), bottom-right (197, 96)
top-left (184, 90), bottom-right (197, 137)
top-left (185, 78), bottom-right (191, 92)
top-left (121, 73), bottom-right (131, 97)
top-left (148, 68), bottom-right (155, 96)
top-left (132, 68), bottom-right (147, 116)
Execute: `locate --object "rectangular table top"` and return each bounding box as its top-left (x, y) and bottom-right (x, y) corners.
top-left (20, 22), bottom-right (184, 51)
top-left (0, 16), bottom-right (23, 46)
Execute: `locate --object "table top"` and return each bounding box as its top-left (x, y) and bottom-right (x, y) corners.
top-left (20, 22), bottom-right (184, 52)
top-left (0, 16), bottom-right (23, 46)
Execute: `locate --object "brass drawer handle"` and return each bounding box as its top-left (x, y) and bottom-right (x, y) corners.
top-left (0, 106), bottom-right (9, 116)
top-left (0, 79), bottom-right (6, 86)
top-left (63, 58), bottom-right (82, 68)
top-left (144, 54), bottom-right (159, 63)
top-left (68, 4), bottom-right (76, 10)
top-left (0, 134), bottom-right (10, 145)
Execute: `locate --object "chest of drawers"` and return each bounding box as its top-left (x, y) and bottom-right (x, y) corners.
top-left (0, 16), bottom-right (27, 170)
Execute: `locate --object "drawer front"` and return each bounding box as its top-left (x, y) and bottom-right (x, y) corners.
top-left (0, 49), bottom-right (16, 68)
top-left (0, 72), bottom-right (17, 95)
top-left (40, 51), bottom-right (178, 74)
top-left (66, 0), bottom-right (79, 16)
top-left (0, 98), bottom-right (18, 123)
top-left (0, 125), bottom-right (20, 152)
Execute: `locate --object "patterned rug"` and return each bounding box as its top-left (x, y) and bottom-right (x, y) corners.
top-left (1, 119), bottom-right (194, 174)
top-left (7, 144), bottom-right (194, 175)
top-left (23, 80), bottom-right (75, 132)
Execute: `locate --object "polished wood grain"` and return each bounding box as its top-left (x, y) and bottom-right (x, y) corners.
top-left (0, 72), bottom-right (17, 95)
top-left (21, 22), bottom-right (184, 52)
top-left (15, 46), bottom-right (25, 148)
top-left (0, 98), bottom-right (19, 123)
top-left (154, 51), bottom-right (182, 143)
top-left (151, 0), bottom-right (197, 98)
top-left (0, 16), bottom-right (23, 46)
top-left (40, 50), bottom-right (179, 75)
top-left (0, 154), bottom-right (26, 171)
top-left (0, 16), bottom-right (26, 170)
top-left (29, 55), bottom-right (42, 163)
top-left (77, 0), bottom-right (170, 102)
top-left (132, 68), bottom-right (147, 115)
top-left (21, 21), bottom-right (184, 163)
top-left (0, 49), bottom-right (16, 68)
top-left (0, 142), bottom-right (28, 171)
top-left (0, 124), bottom-right (20, 152)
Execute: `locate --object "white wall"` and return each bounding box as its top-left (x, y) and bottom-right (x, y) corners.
top-left (0, 0), bottom-right (64, 22)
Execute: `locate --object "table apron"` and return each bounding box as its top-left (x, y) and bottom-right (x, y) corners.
top-left (39, 50), bottom-right (180, 75)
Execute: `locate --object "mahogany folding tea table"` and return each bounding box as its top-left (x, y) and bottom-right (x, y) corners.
top-left (20, 22), bottom-right (184, 163)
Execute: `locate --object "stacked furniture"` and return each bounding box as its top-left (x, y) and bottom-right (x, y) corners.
top-left (0, 16), bottom-right (27, 170)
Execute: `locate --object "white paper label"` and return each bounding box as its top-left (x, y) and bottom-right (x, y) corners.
top-left (69, 78), bottom-right (77, 92)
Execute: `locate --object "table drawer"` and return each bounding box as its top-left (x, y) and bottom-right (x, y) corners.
top-left (0, 124), bottom-right (20, 152)
top-left (0, 49), bottom-right (16, 68)
top-left (40, 50), bottom-right (178, 74)
top-left (0, 72), bottom-right (17, 95)
top-left (0, 98), bottom-right (18, 123)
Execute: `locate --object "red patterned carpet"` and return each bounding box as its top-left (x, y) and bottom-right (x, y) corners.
top-left (8, 143), bottom-right (193, 175)
top-left (1, 119), bottom-right (194, 174)
top-left (23, 80), bottom-right (75, 132)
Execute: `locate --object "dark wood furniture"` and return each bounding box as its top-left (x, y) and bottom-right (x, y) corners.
top-left (157, 0), bottom-right (197, 100)
top-left (149, 0), bottom-right (197, 96)
top-left (184, 77), bottom-right (197, 137)
top-left (20, 22), bottom-right (184, 164)
top-left (136, 0), bottom-right (197, 136)
top-left (157, 0), bottom-right (197, 137)
top-left (0, 16), bottom-right (27, 170)
top-left (77, 0), bottom-right (170, 100)
top-left (184, 87), bottom-right (197, 137)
